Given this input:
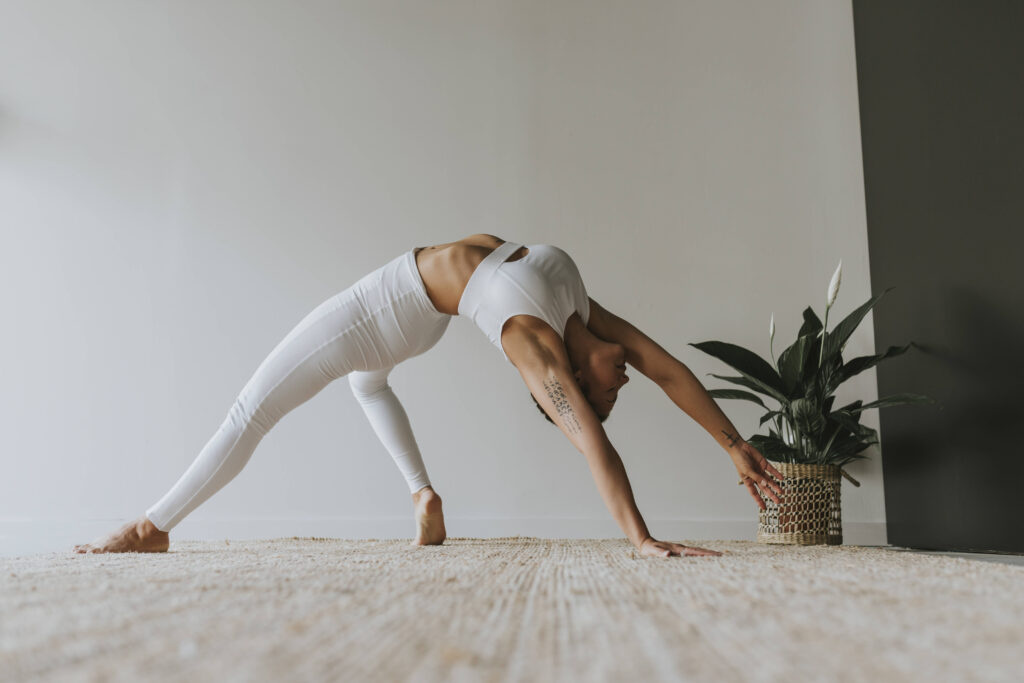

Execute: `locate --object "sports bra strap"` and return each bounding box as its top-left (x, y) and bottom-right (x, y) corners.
top-left (457, 241), bottom-right (524, 318)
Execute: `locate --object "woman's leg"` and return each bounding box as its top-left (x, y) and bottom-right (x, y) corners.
top-left (76, 289), bottom-right (368, 553)
top-left (145, 299), bottom-right (360, 533)
top-left (349, 367), bottom-right (446, 545)
top-left (348, 367), bottom-right (432, 494)
top-left (75, 249), bottom-right (452, 553)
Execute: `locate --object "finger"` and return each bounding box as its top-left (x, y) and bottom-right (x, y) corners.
top-left (755, 468), bottom-right (785, 493)
top-left (745, 481), bottom-right (766, 510)
top-left (758, 479), bottom-right (783, 504)
top-left (750, 475), bottom-right (782, 502)
top-left (753, 466), bottom-right (782, 493)
top-left (680, 544), bottom-right (722, 557)
top-left (765, 462), bottom-right (786, 481)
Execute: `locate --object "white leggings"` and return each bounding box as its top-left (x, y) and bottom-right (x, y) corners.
top-left (145, 248), bottom-right (452, 532)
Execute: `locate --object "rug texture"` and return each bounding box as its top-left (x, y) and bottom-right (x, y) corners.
top-left (2, 538), bottom-right (1022, 682)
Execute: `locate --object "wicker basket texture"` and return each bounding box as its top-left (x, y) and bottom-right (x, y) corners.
top-left (757, 461), bottom-right (842, 545)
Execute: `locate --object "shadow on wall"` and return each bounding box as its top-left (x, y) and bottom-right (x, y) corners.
top-left (881, 286), bottom-right (1024, 545)
top-left (920, 286), bottom-right (1024, 450)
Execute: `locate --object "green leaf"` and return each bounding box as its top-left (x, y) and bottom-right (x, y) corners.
top-left (824, 352), bottom-right (844, 390)
top-left (797, 306), bottom-right (823, 338)
top-left (707, 374), bottom-right (785, 402)
top-left (689, 341), bottom-right (787, 403)
top-left (835, 343), bottom-right (912, 385)
top-left (822, 287), bottom-right (896, 363)
top-left (800, 331), bottom-right (826, 391)
top-left (706, 388), bottom-right (768, 409)
top-left (747, 434), bottom-right (800, 461)
top-left (829, 409), bottom-right (861, 430)
top-left (819, 423), bottom-right (844, 460)
top-left (759, 409), bottom-right (785, 426)
top-left (855, 393), bottom-right (935, 412)
top-left (792, 397), bottom-right (825, 435)
top-left (837, 399), bottom-right (864, 414)
top-left (777, 334), bottom-right (814, 398)
top-left (828, 410), bottom-right (875, 441)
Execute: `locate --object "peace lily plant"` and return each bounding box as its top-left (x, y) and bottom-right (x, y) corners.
top-left (690, 261), bottom-right (932, 485)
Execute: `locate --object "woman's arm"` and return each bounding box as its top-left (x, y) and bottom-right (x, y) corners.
top-left (506, 324), bottom-right (652, 550)
top-left (587, 297), bottom-right (745, 453)
top-left (507, 324), bottom-right (724, 557)
top-left (587, 298), bottom-right (786, 508)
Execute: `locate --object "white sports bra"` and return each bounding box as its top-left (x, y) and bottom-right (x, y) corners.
top-left (457, 241), bottom-right (591, 363)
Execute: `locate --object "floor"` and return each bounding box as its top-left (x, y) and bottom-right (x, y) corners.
top-left (881, 546), bottom-right (1024, 566)
top-left (2, 537), bottom-right (1022, 682)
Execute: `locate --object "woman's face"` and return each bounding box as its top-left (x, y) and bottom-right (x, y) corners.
top-left (574, 342), bottom-right (629, 420)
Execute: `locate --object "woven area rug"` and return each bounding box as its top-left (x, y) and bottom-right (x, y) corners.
top-left (2, 537), bottom-right (1022, 682)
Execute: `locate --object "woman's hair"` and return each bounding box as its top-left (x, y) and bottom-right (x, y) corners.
top-left (530, 392), bottom-right (608, 424)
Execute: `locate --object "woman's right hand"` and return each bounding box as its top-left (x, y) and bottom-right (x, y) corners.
top-left (638, 536), bottom-right (724, 558)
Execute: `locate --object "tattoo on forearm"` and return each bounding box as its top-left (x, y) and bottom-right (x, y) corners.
top-left (543, 377), bottom-right (582, 435)
top-left (721, 430), bottom-right (741, 448)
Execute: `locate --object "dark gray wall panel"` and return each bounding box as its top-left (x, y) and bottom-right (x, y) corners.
top-left (852, 0), bottom-right (1024, 553)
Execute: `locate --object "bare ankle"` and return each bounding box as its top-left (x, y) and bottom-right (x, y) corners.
top-left (137, 516), bottom-right (166, 539)
top-left (412, 486), bottom-right (438, 502)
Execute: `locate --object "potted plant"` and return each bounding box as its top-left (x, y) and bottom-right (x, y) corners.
top-left (690, 261), bottom-right (933, 545)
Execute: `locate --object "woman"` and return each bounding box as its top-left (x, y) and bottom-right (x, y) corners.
top-left (75, 234), bottom-right (785, 558)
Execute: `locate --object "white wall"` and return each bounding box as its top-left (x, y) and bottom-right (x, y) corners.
top-left (0, 0), bottom-right (883, 553)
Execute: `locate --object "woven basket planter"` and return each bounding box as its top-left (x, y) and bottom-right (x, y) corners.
top-left (757, 461), bottom-right (842, 545)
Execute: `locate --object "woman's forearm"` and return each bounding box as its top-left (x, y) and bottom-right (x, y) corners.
top-left (659, 359), bottom-right (746, 454)
top-left (583, 438), bottom-right (652, 549)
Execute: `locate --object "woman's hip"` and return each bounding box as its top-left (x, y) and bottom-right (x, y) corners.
top-left (262, 250), bottom-right (451, 377)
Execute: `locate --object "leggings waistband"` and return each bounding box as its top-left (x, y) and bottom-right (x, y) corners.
top-left (405, 248), bottom-right (450, 319)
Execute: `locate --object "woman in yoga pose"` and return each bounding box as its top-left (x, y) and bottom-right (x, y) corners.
top-left (75, 234), bottom-right (785, 558)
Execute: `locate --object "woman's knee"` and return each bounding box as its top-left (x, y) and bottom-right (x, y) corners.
top-left (226, 395), bottom-right (278, 437)
top-left (349, 367), bottom-right (394, 401)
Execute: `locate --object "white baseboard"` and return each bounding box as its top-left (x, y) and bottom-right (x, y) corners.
top-left (0, 518), bottom-right (888, 557)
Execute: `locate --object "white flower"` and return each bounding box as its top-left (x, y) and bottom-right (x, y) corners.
top-left (769, 312), bottom-right (775, 342)
top-left (827, 260), bottom-right (842, 309)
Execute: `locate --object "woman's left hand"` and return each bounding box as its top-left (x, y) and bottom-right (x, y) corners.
top-left (729, 440), bottom-right (787, 510)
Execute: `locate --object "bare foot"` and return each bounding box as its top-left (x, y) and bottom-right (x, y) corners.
top-left (411, 486), bottom-right (446, 546)
top-left (74, 516), bottom-right (169, 554)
